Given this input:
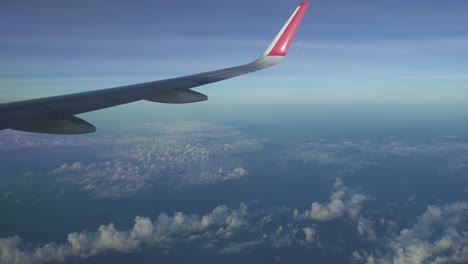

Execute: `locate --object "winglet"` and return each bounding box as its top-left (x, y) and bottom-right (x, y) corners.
top-left (262, 0), bottom-right (310, 57)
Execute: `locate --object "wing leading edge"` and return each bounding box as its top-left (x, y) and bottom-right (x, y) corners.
top-left (0, 1), bottom-right (310, 134)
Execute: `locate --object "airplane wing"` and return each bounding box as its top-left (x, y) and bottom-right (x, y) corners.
top-left (0, 1), bottom-right (310, 134)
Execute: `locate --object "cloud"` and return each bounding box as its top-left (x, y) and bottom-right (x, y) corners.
top-left (283, 140), bottom-right (372, 166)
top-left (137, 121), bottom-right (244, 138)
top-left (0, 203), bottom-right (249, 264)
top-left (269, 224), bottom-right (300, 248)
top-left (302, 227), bottom-right (317, 243)
top-left (293, 178), bottom-right (374, 245)
top-left (4, 131), bottom-right (468, 199)
top-left (1, 122), bottom-right (263, 197)
top-left (357, 216), bottom-right (377, 241)
top-left (381, 141), bottom-right (468, 158)
top-left (6, 130), bottom-right (468, 263)
top-left (220, 241), bottom-right (262, 254)
top-left (0, 175), bottom-right (384, 263)
top-left (381, 141), bottom-right (468, 176)
top-left (0, 130), bottom-right (99, 149)
top-left (222, 167), bottom-right (248, 181)
top-left (283, 138), bottom-right (468, 176)
top-left (47, 135), bottom-right (258, 197)
top-left (0, 196), bottom-right (340, 264)
top-left (354, 202), bottom-right (468, 264)
top-left (294, 178), bottom-right (368, 222)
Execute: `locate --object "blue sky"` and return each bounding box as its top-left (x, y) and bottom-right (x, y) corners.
top-left (1, 0), bottom-right (468, 104)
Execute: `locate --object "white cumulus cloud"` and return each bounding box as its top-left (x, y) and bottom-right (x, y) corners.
top-left (303, 227), bottom-right (317, 243)
top-left (0, 203), bottom-right (249, 264)
top-left (354, 202), bottom-right (468, 264)
top-left (295, 178), bottom-right (368, 222)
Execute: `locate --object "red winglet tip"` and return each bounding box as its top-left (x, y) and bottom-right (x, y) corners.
top-left (267, 1), bottom-right (310, 57)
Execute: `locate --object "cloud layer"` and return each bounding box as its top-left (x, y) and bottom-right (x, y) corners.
top-left (2, 129), bottom-right (468, 263)
top-left (284, 138), bottom-right (468, 176)
top-left (0, 122), bottom-right (263, 197)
